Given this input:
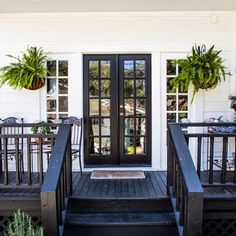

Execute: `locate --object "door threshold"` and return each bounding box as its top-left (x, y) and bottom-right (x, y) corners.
top-left (81, 166), bottom-right (156, 172)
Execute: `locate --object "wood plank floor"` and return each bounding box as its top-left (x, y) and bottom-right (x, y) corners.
top-left (71, 171), bottom-right (168, 199)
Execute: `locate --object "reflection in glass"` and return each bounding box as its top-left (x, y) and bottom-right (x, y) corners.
top-left (125, 137), bottom-right (135, 155)
top-left (59, 79), bottom-right (68, 94)
top-left (124, 118), bottom-right (134, 135)
top-left (89, 137), bottom-right (100, 154)
top-left (59, 114), bottom-right (68, 121)
top-left (167, 95), bottom-right (176, 111)
top-left (47, 114), bottom-right (56, 123)
top-left (101, 118), bottom-right (110, 136)
top-left (167, 78), bottom-right (175, 93)
top-left (136, 60), bottom-right (145, 78)
top-left (167, 59), bottom-right (176, 75)
top-left (101, 138), bottom-right (111, 155)
top-left (47, 98), bottom-right (56, 112)
top-left (178, 95), bottom-right (188, 111)
top-left (124, 80), bottom-right (134, 97)
top-left (136, 137), bottom-right (145, 154)
top-left (124, 60), bottom-right (134, 78)
top-left (136, 80), bottom-right (145, 97)
top-left (136, 99), bottom-right (145, 115)
top-left (167, 113), bottom-right (176, 123)
top-left (101, 80), bottom-right (110, 97)
top-left (89, 118), bottom-right (99, 136)
top-left (101, 99), bottom-right (110, 116)
top-left (124, 99), bottom-right (134, 116)
top-left (89, 61), bottom-right (99, 78)
top-left (59, 96), bottom-right (68, 112)
top-left (101, 60), bottom-right (110, 78)
top-left (90, 99), bottom-right (99, 116)
top-left (59, 61), bottom-right (68, 76)
top-left (178, 113), bottom-right (188, 122)
top-left (136, 118), bottom-right (145, 135)
top-left (47, 61), bottom-right (56, 76)
top-left (47, 79), bottom-right (56, 94)
top-left (89, 80), bottom-right (99, 97)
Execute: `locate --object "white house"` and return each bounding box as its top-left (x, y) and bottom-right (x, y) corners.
top-left (0, 0), bottom-right (236, 171)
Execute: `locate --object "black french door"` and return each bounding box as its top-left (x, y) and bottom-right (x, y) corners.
top-left (83, 54), bottom-right (151, 166)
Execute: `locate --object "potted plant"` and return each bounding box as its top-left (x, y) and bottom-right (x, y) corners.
top-left (169, 45), bottom-right (231, 102)
top-left (0, 47), bottom-right (49, 90)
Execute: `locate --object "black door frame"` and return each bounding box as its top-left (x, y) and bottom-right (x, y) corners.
top-left (83, 54), bottom-right (151, 167)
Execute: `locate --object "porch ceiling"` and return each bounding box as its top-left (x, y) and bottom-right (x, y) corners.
top-left (1, 0), bottom-right (236, 13)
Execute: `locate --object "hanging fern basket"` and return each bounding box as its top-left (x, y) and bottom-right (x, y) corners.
top-left (24, 77), bottom-right (45, 90)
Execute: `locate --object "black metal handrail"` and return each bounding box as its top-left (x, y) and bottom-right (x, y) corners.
top-left (41, 124), bottom-right (72, 236)
top-left (167, 123), bottom-right (204, 236)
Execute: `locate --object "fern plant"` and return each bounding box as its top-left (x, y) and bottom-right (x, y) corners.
top-left (5, 210), bottom-right (44, 236)
top-left (0, 47), bottom-right (49, 90)
top-left (170, 45), bottom-right (230, 103)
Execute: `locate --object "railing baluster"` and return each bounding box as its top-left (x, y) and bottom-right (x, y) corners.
top-left (209, 137), bottom-right (214, 184)
top-left (3, 138), bottom-right (8, 185)
top-left (38, 137), bottom-right (43, 184)
top-left (197, 137), bottom-right (202, 178)
top-left (221, 137), bottom-right (228, 184)
top-left (176, 165), bottom-right (180, 211)
top-left (179, 178), bottom-right (184, 226)
top-left (15, 138), bottom-right (20, 185)
top-left (27, 137), bottom-right (32, 185)
top-left (234, 137), bottom-right (236, 183)
top-left (60, 173), bottom-right (65, 211)
top-left (57, 184), bottom-right (62, 225)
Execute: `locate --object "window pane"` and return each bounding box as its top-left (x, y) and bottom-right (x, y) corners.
top-left (179, 95), bottom-right (188, 111)
top-left (167, 59), bottom-right (176, 75)
top-left (167, 113), bottom-right (176, 123)
top-left (101, 99), bottom-right (110, 116)
top-left (89, 80), bottom-right (99, 97)
top-left (125, 137), bottom-right (135, 155)
top-left (90, 118), bottom-right (99, 136)
top-left (89, 61), bottom-right (99, 78)
top-left (101, 137), bottom-right (111, 155)
top-left (135, 60), bottom-right (145, 78)
top-left (178, 113), bottom-right (188, 122)
top-left (136, 137), bottom-right (145, 154)
top-left (47, 61), bottom-right (56, 76)
top-left (124, 118), bottom-right (134, 135)
top-left (136, 80), bottom-right (145, 97)
top-left (124, 99), bottom-right (134, 116)
top-left (47, 114), bottom-right (56, 123)
top-left (136, 99), bottom-right (145, 116)
top-left (59, 96), bottom-right (68, 112)
top-left (101, 80), bottom-right (110, 97)
top-left (58, 114), bottom-right (68, 121)
top-left (124, 60), bottom-right (134, 78)
top-left (101, 60), bottom-right (110, 78)
top-left (167, 95), bottom-right (176, 111)
top-left (59, 79), bottom-right (68, 94)
top-left (136, 118), bottom-right (145, 135)
top-left (167, 78), bottom-right (175, 93)
top-left (47, 98), bottom-right (57, 112)
top-left (90, 99), bottom-right (99, 116)
top-left (47, 79), bottom-right (56, 94)
top-left (101, 118), bottom-right (110, 136)
top-left (59, 60), bottom-right (68, 76)
top-left (124, 80), bottom-right (134, 97)
top-left (89, 137), bottom-right (100, 154)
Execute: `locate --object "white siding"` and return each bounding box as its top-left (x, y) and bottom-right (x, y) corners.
top-left (0, 11), bottom-right (235, 170)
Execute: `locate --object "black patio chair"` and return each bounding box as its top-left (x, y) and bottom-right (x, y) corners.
top-left (63, 116), bottom-right (83, 174)
top-left (0, 117), bottom-right (24, 174)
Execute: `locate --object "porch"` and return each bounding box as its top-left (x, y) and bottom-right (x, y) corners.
top-left (0, 122), bottom-right (236, 235)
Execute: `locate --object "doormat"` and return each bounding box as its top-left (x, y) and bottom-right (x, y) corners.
top-left (90, 170), bottom-right (145, 179)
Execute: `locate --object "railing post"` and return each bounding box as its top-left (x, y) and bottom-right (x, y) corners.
top-left (41, 191), bottom-right (58, 236)
top-left (66, 128), bottom-right (72, 195)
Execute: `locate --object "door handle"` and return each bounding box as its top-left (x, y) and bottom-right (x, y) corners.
top-left (120, 112), bottom-right (124, 116)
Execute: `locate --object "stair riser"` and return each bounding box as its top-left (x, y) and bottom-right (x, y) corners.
top-left (65, 225), bottom-right (178, 236)
top-left (68, 198), bottom-right (172, 213)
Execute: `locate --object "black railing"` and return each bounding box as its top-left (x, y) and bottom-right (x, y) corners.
top-left (41, 124), bottom-right (72, 236)
top-left (167, 123), bottom-right (204, 236)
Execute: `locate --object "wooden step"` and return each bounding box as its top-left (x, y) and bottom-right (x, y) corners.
top-left (64, 212), bottom-right (178, 236)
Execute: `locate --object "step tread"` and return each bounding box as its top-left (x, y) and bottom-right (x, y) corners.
top-left (66, 212), bottom-right (176, 226)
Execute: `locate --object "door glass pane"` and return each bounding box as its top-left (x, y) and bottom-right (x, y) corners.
top-left (167, 95), bottom-right (176, 111)
top-left (136, 80), bottom-right (145, 97)
top-left (59, 79), bottom-right (68, 94)
top-left (136, 137), bottom-right (145, 154)
top-left (47, 98), bottom-right (56, 112)
top-left (167, 113), bottom-right (176, 123)
top-left (167, 78), bottom-right (175, 93)
top-left (124, 80), bottom-right (134, 97)
top-left (89, 61), bottom-right (99, 78)
top-left (90, 118), bottom-right (99, 136)
top-left (101, 99), bottom-right (110, 116)
top-left (101, 80), bottom-right (110, 97)
top-left (101, 60), bottom-right (110, 78)
top-left (124, 99), bottom-right (134, 116)
top-left (59, 96), bottom-right (68, 112)
top-left (90, 99), bottom-right (99, 116)
top-left (47, 79), bottom-right (56, 94)
top-left (179, 95), bottom-right (188, 111)
top-left (101, 118), bottom-right (110, 136)
top-left (89, 80), bottom-right (99, 97)
top-left (167, 59), bottom-right (176, 75)
top-left (136, 118), bottom-right (145, 135)
top-left (47, 114), bottom-right (56, 123)
top-left (89, 137), bottom-right (100, 154)
top-left (124, 118), bottom-right (134, 135)
top-left (124, 60), bottom-right (134, 78)
top-left (135, 60), bottom-right (145, 78)
top-left (101, 138), bottom-right (111, 155)
top-left (136, 99), bottom-right (145, 115)
top-left (47, 61), bottom-right (56, 76)
top-left (59, 60), bottom-right (68, 76)
top-left (125, 137), bottom-right (135, 155)
top-left (178, 113), bottom-right (188, 122)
